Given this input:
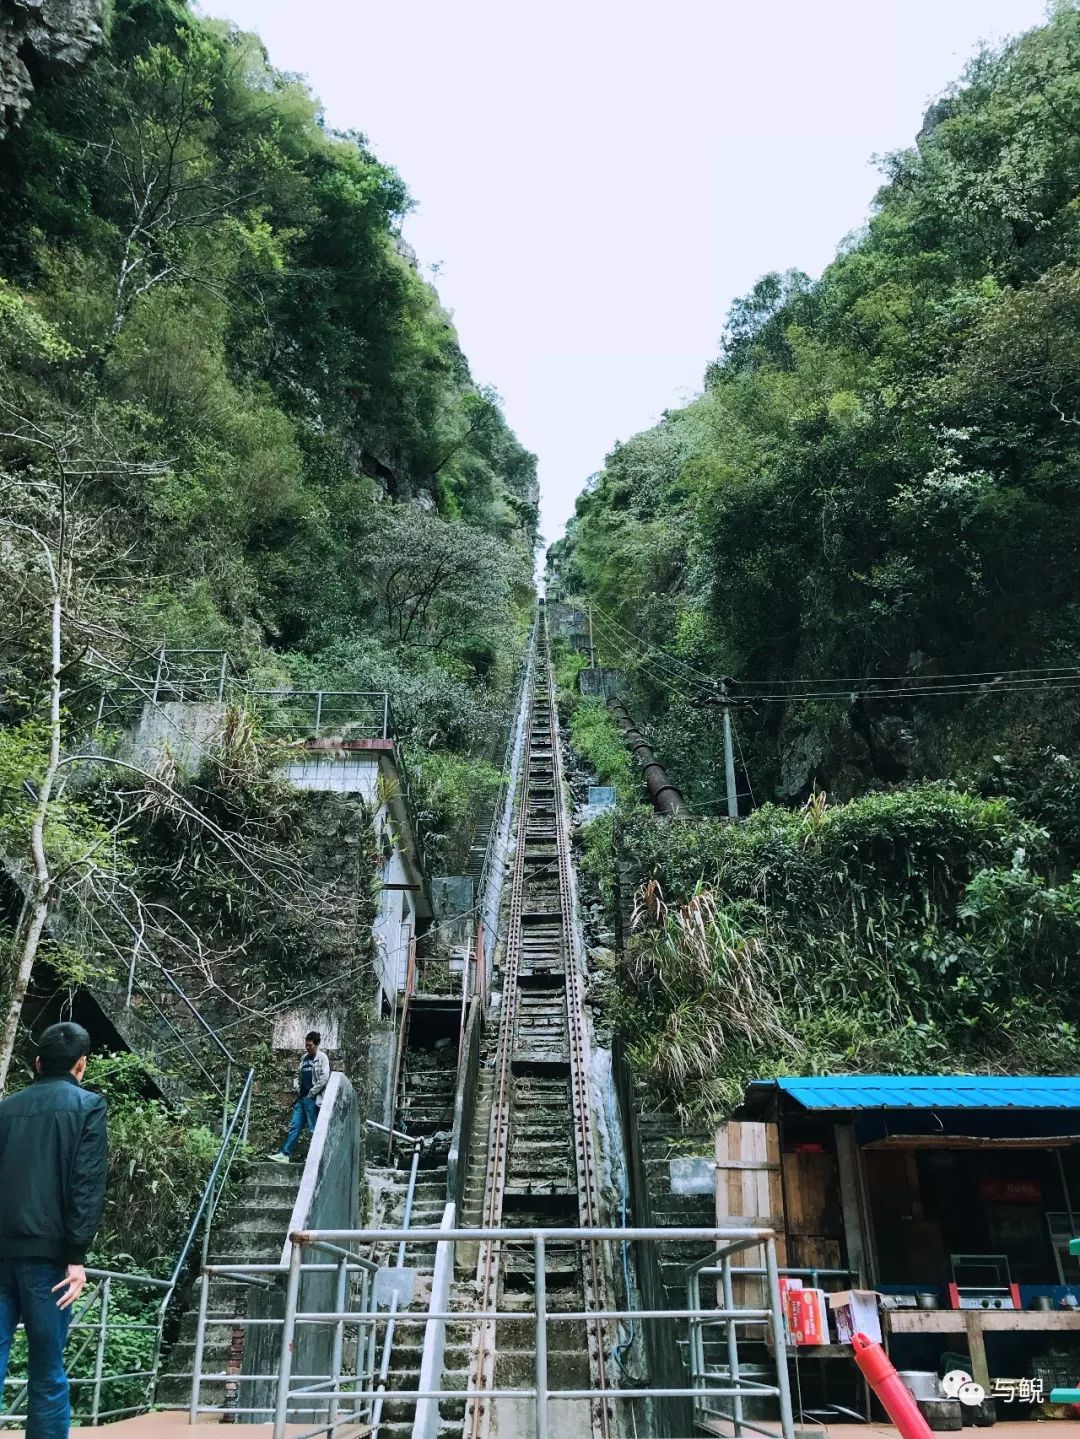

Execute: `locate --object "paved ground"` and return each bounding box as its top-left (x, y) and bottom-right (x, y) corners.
top-left (5, 1411), bottom-right (371, 1438)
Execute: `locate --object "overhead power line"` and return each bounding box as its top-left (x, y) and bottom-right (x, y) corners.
top-left (577, 598), bottom-right (1080, 707)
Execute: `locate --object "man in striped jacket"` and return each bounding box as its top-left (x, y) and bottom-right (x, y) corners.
top-left (268, 1031), bottom-right (330, 1163)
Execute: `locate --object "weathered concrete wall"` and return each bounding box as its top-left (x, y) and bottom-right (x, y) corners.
top-left (366, 1020), bottom-right (398, 1137)
top-left (578, 666), bottom-right (627, 700)
top-left (285, 748), bottom-right (423, 1003)
top-left (242, 1073), bottom-right (362, 1421)
top-left (119, 700), bottom-right (227, 778)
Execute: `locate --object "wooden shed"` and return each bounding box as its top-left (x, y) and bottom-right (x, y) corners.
top-left (720, 1076), bottom-right (1080, 1403)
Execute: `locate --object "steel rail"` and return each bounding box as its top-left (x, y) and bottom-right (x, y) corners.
top-left (545, 621), bottom-right (614, 1439)
top-left (464, 611), bottom-right (612, 1439)
top-left (463, 642), bottom-right (535, 1439)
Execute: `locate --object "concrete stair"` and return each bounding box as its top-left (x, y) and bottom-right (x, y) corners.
top-left (157, 1160), bottom-right (302, 1410)
top-left (364, 1159), bottom-right (457, 1438)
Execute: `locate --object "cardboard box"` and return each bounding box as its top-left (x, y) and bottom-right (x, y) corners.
top-left (787, 1287), bottom-right (830, 1346)
top-left (828, 1288), bottom-right (882, 1345)
top-left (779, 1277), bottom-right (803, 1340)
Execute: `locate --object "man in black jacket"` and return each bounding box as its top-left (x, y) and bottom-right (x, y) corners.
top-left (0, 1022), bottom-right (108, 1439)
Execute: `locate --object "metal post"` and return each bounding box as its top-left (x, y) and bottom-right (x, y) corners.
top-left (688, 1270), bottom-right (705, 1406)
top-left (382, 693), bottom-right (390, 739)
top-left (363, 1274), bottom-right (378, 1420)
top-left (151, 644), bottom-right (166, 704)
top-left (200, 1179), bottom-right (215, 1270)
top-left (722, 1255), bottom-right (744, 1435)
top-left (217, 652), bottom-right (228, 703)
top-left (475, 918), bottom-right (486, 1005)
top-left (328, 1256), bottom-right (348, 1434)
top-left (458, 935), bottom-right (472, 1059)
top-left (147, 1292), bottom-right (169, 1414)
top-left (368, 1290), bottom-right (399, 1435)
top-left (722, 687), bottom-right (739, 820)
top-left (764, 1236), bottom-right (796, 1439)
top-left (399, 1145), bottom-right (421, 1264)
top-left (535, 1235), bottom-right (549, 1439)
top-left (189, 1272), bottom-right (210, 1424)
top-left (90, 1276), bottom-right (110, 1424)
top-left (223, 1061), bottom-right (233, 1137)
top-left (314, 690), bottom-right (324, 738)
top-left (242, 1075), bottom-right (253, 1144)
top-left (1057, 1149), bottom-right (1076, 1232)
top-left (588, 606), bottom-right (595, 668)
top-left (273, 1241), bottom-right (304, 1439)
top-left (125, 944), bottom-right (137, 1010)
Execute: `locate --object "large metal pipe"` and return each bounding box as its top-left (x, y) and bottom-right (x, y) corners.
top-left (606, 698), bottom-right (689, 818)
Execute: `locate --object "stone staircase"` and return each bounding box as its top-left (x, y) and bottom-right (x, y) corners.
top-left (636, 1106), bottom-right (736, 1406)
top-left (157, 1159), bottom-right (302, 1411)
top-left (398, 1042), bottom-right (457, 1149)
top-left (364, 1158), bottom-right (458, 1439)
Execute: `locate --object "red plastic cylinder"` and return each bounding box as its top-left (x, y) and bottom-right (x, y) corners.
top-left (850, 1332), bottom-right (935, 1439)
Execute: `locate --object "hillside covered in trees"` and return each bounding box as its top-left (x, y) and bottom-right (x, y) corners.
top-left (551, 2), bottom-right (1080, 811)
top-left (0, 0), bottom-right (535, 1241)
top-left (555, 4), bottom-right (1080, 1120)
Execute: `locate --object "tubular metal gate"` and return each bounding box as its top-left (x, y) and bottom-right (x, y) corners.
top-left (185, 1223), bottom-right (796, 1439)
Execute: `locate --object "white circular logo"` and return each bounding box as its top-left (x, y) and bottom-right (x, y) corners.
top-left (941, 1372), bottom-right (985, 1406)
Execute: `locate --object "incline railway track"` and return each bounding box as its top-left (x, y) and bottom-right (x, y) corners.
top-left (463, 606), bottom-right (613, 1439)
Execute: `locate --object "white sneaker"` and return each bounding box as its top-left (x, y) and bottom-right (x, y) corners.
top-left (266, 1151), bottom-right (290, 1164)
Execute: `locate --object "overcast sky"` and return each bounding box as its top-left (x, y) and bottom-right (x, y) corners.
top-left (203, 0), bottom-right (1048, 551)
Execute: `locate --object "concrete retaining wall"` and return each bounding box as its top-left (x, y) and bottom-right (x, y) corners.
top-left (242, 1073), bottom-right (362, 1421)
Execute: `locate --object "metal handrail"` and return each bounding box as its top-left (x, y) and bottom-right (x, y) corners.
top-left (167, 1066), bottom-right (255, 1289)
top-left (234, 1225), bottom-right (798, 1439)
top-left (1, 1269), bottom-right (172, 1427)
top-left (369, 1143), bottom-right (422, 1439)
top-left (446, 996), bottom-right (483, 1207)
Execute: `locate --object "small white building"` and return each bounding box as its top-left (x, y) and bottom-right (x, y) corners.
top-left (285, 737), bottom-right (432, 1009)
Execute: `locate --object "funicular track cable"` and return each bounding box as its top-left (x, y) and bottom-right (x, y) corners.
top-left (464, 609), bottom-right (613, 1439)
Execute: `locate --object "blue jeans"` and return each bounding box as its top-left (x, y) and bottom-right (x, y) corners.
top-left (0, 1260), bottom-right (73, 1439)
top-left (281, 1096), bottom-right (318, 1156)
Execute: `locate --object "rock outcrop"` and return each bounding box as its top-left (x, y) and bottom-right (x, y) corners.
top-left (1, 0), bottom-right (103, 137)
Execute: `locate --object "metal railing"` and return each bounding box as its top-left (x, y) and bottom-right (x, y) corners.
top-left (184, 1224), bottom-right (795, 1439)
top-left (447, 997), bottom-right (483, 1209)
top-left (1, 1268), bottom-right (171, 1427)
top-left (183, 1141), bottom-right (425, 1432)
top-left (0, 1066), bottom-right (256, 1429)
top-left (245, 690), bottom-right (391, 742)
top-left (87, 646), bottom-right (394, 744)
top-left (687, 1253), bottom-right (833, 1439)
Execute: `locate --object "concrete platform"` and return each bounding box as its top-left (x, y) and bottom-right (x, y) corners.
top-left (4, 1411), bottom-right (371, 1439)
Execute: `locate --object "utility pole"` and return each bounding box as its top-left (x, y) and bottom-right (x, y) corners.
top-left (689, 677), bottom-right (744, 821)
top-left (720, 681), bottom-right (739, 821)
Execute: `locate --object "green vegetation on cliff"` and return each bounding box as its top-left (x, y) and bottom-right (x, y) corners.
top-left (551, 3), bottom-right (1080, 808)
top-left (593, 784), bottom-right (1080, 1125)
top-left (555, 4), bottom-right (1080, 1122)
top-left (0, 0), bottom-right (535, 1254)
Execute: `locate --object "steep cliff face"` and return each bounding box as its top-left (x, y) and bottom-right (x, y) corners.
top-left (0, 0), bottom-right (103, 136)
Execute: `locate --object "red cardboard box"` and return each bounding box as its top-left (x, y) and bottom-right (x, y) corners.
top-left (786, 1287), bottom-right (829, 1346)
top-left (778, 1277), bottom-right (803, 1340)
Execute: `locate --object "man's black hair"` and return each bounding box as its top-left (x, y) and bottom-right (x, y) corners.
top-left (37, 1021), bottom-right (92, 1076)
top-left (305, 1030), bottom-right (321, 1045)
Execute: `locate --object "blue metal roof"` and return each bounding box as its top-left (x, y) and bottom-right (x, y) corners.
top-left (750, 1075), bottom-right (1080, 1111)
